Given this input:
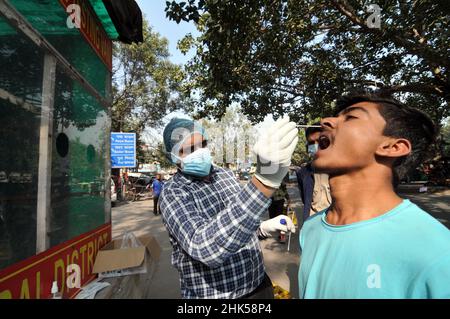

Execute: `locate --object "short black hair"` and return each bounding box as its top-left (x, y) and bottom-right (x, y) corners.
top-left (334, 90), bottom-right (437, 185)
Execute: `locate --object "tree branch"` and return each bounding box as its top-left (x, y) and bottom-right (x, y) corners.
top-left (330, 0), bottom-right (450, 70)
top-left (379, 83), bottom-right (448, 97)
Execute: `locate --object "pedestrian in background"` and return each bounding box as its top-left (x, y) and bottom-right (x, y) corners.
top-left (295, 124), bottom-right (331, 224)
top-left (152, 173), bottom-right (163, 215)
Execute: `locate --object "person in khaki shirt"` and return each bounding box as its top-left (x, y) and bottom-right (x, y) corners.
top-left (295, 124), bottom-right (331, 222)
top-left (310, 173), bottom-right (331, 216)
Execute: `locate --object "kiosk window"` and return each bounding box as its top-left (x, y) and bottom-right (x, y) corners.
top-left (0, 16), bottom-right (44, 269)
top-left (10, 0), bottom-right (111, 98)
top-left (50, 68), bottom-right (108, 248)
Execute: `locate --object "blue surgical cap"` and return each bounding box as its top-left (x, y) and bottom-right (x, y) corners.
top-left (163, 118), bottom-right (208, 163)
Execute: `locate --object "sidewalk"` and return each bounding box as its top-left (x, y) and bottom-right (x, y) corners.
top-left (112, 199), bottom-right (181, 298)
top-left (260, 182), bottom-right (303, 299)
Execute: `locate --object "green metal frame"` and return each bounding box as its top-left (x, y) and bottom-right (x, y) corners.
top-left (88, 0), bottom-right (120, 40)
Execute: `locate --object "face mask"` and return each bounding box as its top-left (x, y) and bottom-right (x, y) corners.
top-left (308, 143), bottom-right (318, 156)
top-left (177, 148), bottom-right (212, 177)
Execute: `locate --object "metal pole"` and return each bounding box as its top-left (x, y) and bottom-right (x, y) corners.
top-left (104, 107), bottom-right (112, 223)
top-left (287, 206), bottom-right (294, 252)
top-left (36, 54), bottom-right (56, 254)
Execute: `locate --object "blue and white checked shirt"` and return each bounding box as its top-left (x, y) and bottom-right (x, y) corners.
top-left (160, 166), bottom-right (271, 298)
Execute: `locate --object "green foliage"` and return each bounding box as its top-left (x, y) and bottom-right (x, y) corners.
top-left (166, 0), bottom-right (450, 126)
top-left (199, 105), bottom-right (257, 165)
top-left (154, 142), bottom-right (176, 170)
top-left (291, 129), bottom-right (309, 167)
top-left (291, 116), bottom-right (321, 166)
top-left (442, 117), bottom-right (450, 157)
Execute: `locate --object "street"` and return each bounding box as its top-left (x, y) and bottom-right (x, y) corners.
top-left (111, 183), bottom-right (450, 299)
top-left (112, 197), bottom-right (182, 299)
top-left (401, 192), bottom-right (450, 229)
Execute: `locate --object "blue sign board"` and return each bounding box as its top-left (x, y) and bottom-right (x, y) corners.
top-left (111, 132), bottom-right (136, 168)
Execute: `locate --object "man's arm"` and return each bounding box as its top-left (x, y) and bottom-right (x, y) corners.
top-left (160, 182), bottom-right (271, 269)
top-left (252, 176), bottom-right (275, 198)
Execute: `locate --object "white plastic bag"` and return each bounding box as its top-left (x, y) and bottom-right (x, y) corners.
top-left (98, 231), bottom-right (147, 279)
top-left (120, 231), bottom-right (143, 249)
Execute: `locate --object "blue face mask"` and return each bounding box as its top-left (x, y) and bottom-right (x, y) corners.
top-left (177, 148), bottom-right (212, 177)
top-left (308, 143), bottom-right (318, 156)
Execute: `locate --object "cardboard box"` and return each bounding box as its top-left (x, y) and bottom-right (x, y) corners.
top-left (92, 234), bottom-right (161, 298)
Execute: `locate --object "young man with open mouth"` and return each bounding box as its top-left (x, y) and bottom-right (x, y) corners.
top-left (298, 91), bottom-right (450, 298)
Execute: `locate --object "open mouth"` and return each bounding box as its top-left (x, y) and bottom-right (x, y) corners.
top-left (318, 135), bottom-right (331, 150)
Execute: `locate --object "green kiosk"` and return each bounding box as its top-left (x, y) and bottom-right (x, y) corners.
top-left (0, 0), bottom-right (142, 298)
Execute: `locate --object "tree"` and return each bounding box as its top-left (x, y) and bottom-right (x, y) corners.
top-left (166, 0), bottom-right (450, 126)
top-left (112, 18), bottom-right (190, 154)
top-left (291, 119), bottom-right (322, 167)
top-left (442, 117), bottom-right (450, 157)
top-left (199, 105), bottom-right (258, 167)
top-left (291, 130), bottom-right (309, 167)
top-left (153, 142), bottom-right (176, 170)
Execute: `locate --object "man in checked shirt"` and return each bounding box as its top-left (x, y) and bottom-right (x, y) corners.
top-left (160, 117), bottom-right (298, 299)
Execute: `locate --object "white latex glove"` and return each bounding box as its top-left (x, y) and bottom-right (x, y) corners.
top-left (253, 116), bottom-right (298, 188)
top-left (259, 215), bottom-right (296, 238)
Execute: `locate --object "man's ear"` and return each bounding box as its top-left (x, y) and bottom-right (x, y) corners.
top-left (375, 137), bottom-right (412, 159)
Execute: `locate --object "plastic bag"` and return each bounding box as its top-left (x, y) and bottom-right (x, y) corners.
top-left (98, 231), bottom-right (147, 279)
top-left (120, 231), bottom-right (143, 249)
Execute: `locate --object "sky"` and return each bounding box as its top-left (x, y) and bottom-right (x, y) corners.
top-left (134, 2), bottom-right (277, 146)
top-left (135, 0), bottom-right (200, 145)
top-left (136, 0), bottom-right (199, 65)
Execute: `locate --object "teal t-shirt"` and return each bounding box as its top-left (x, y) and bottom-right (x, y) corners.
top-left (299, 199), bottom-right (450, 299)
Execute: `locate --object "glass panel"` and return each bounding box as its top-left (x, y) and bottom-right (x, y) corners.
top-left (0, 15), bottom-right (44, 269)
top-left (9, 0), bottom-right (111, 98)
top-left (50, 67), bottom-right (108, 247)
